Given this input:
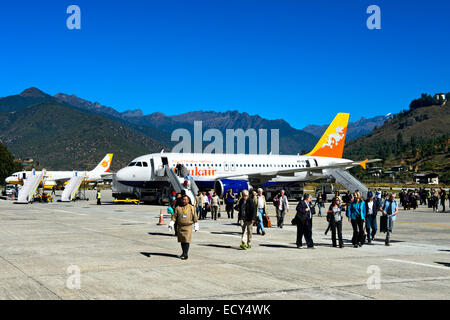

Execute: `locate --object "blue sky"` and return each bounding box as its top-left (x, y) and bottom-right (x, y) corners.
top-left (0, 0), bottom-right (449, 128)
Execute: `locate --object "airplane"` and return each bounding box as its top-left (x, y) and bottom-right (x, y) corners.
top-left (5, 154), bottom-right (114, 189)
top-left (113, 113), bottom-right (380, 200)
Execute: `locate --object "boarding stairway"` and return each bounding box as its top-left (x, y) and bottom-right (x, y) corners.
top-left (61, 172), bottom-right (86, 202)
top-left (326, 168), bottom-right (368, 198)
top-left (164, 165), bottom-right (199, 204)
top-left (16, 169), bottom-right (45, 204)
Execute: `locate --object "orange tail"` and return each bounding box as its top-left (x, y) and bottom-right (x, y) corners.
top-left (305, 113), bottom-right (349, 158)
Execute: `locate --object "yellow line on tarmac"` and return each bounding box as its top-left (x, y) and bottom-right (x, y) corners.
top-left (397, 221), bottom-right (450, 227)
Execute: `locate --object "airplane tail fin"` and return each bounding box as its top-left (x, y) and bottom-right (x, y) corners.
top-left (305, 113), bottom-right (349, 158)
top-left (92, 154), bottom-right (113, 172)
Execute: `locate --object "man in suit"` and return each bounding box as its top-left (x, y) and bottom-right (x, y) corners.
top-left (295, 194), bottom-right (315, 249)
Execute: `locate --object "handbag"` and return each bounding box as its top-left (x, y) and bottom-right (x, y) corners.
top-left (263, 215), bottom-right (272, 228)
top-left (380, 215), bottom-right (388, 233)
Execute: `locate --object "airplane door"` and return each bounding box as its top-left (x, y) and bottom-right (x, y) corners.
top-left (306, 160), bottom-right (311, 168)
top-left (161, 157), bottom-right (169, 166)
top-left (231, 162), bottom-right (236, 171)
top-left (153, 156), bottom-right (165, 177)
top-left (224, 162), bottom-right (229, 171)
top-left (150, 158), bottom-right (155, 180)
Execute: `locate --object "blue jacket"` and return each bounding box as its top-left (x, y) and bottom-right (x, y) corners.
top-left (347, 200), bottom-right (366, 220)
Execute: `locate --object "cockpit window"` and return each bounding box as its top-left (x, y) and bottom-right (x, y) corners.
top-left (128, 162), bottom-right (136, 167)
top-left (142, 162), bottom-right (148, 167)
top-left (136, 162), bottom-right (142, 167)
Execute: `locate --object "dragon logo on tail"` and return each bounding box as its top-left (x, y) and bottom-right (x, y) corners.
top-left (321, 126), bottom-right (345, 149)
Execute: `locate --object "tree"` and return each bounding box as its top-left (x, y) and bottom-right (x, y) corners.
top-left (0, 142), bottom-right (22, 185)
top-left (409, 93), bottom-right (439, 110)
top-left (396, 132), bottom-right (403, 153)
top-left (410, 136), bottom-right (417, 157)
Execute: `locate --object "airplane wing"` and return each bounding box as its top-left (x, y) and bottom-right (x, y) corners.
top-left (213, 159), bottom-right (382, 180)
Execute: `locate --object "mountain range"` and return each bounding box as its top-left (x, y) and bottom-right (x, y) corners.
top-left (0, 87), bottom-right (388, 170)
top-left (302, 114), bottom-right (391, 141)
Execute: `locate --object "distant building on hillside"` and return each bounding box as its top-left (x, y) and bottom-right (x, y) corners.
top-left (414, 173), bottom-right (439, 185)
top-left (383, 170), bottom-right (395, 178)
top-left (368, 166), bottom-right (383, 177)
top-left (434, 93), bottom-right (447, 104)
top-left (390, 165), bottom-right (405, 172)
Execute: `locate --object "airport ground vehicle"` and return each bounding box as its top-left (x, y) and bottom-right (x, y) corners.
top-left (315, 183), bottom-right (339, 202)
top-left (264, 184), bottom-right (304, 201)
top-left (5, 184), bottom-right (16, 197)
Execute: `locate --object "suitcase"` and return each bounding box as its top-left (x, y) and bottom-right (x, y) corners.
top-left (263, 215), bottom-right (272, 228)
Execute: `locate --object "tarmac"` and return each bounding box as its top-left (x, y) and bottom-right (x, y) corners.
top-left (0, 190), bottom-right (449, 300)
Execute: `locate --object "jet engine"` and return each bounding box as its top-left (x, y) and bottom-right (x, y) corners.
top-left (214, 179), bottom-right (252, 198)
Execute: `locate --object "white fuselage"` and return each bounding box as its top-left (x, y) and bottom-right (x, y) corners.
top-left (5, 169), bottom-right (105, 188)
top-left (115, 152), bottom-right (352, 189)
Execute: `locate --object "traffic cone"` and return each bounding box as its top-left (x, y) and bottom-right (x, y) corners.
top-left (157, 209), bottom-right (165, 225)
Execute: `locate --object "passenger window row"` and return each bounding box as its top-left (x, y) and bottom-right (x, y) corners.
top-left (170, 162), bottom-right (313, 168)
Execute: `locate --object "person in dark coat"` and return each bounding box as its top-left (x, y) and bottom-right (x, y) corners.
top-left (327, 197), bottom-right (344, 248)
top-left (295, 194), bottom-right (315, 249)
top-left (365, 196), bottom-right (378, 244)
top-left (347, 192), bottom-right (366, 248)
top-left (237, 190), bottom-right (256, 250)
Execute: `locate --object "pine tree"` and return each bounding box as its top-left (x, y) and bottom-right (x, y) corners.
top-left (0, 142), bottom-right (22, 185)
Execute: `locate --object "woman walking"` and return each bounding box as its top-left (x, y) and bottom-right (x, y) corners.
top-left (327, 197), bottom-right (344, 248)
top-left (347, 192), bottom-right (366, 248)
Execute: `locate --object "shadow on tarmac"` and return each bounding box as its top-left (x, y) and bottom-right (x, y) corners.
top-left (210, 231), bottom-right (242, 236)
top-left (140, 252), bottom-right (179, 258)
top-left (198, 244), bottom-right (241, 250)
top-left (435, 262), bottom-right (450, 268)
top-left (148, 232), bottom-right (175, 237)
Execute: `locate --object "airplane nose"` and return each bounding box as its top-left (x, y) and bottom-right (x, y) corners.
top-left (116, 168), bottom-right (129, 182)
